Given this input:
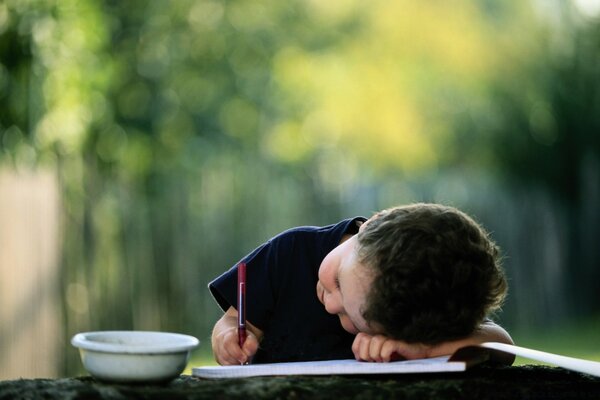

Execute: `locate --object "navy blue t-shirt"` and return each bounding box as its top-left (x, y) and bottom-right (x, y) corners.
top-left (209, 217), bottom-right (367, 363)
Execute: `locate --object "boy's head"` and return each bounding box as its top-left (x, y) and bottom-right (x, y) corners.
top-left (356, 203), bottom-right (507, 344)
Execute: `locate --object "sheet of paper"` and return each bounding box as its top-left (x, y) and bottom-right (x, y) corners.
top-left (193, 356), bottom-right (467, 379)
top-left (480, 342), bottom-right (600, 377)
top-left (193, 342), bottom-right (600, 379)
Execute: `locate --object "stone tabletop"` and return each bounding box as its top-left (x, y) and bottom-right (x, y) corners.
top-left (1, 365), bottom-right (600, 400)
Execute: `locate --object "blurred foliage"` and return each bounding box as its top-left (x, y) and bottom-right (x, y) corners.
top-left (465, 7), bottom-right (600, 317)
top-left (467, 10), bottom-right (600, 203)
top-left (1, 0), bottom-right (600, 376)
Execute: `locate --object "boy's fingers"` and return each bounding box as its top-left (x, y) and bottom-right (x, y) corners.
top-left (351, 333), bottom-right (369, 360)
top-left (228, 345), bottom-right (247, 364)
top-left (381, 340), bottom-right (401, 362)
top-left (232, 342), bottom-right (249, 364)
top-left (220, 329), bottom-right (248, 364)
top-left (219, 353), bottom-right (237, 365)
top-left (387, 342), bottom-right (429, 360)
top-left (217, 345), bottom-right (240, 365)
top-left (358, 336), bottom-right (375, 362)
top-left (368, 335), bottom-right (386, 362)
top-left (242, 333), bottom-right (259, 358)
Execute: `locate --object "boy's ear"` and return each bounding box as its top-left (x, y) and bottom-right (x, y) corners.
top-left (358, 220), bottom-right (368, 232)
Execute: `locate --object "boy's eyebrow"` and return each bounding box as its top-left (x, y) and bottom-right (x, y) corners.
top-left (336, 270), bottom-right (344, 298)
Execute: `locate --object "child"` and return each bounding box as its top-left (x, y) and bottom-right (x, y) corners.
top-left (210, 203), bottom-right (513, 365)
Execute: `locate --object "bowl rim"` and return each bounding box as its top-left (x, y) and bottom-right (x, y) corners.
top-left (71, 330), bottom-right (199, 354)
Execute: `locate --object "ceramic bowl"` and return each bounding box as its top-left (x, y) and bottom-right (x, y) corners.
top-left (71, 331), bottom-right (199, 383)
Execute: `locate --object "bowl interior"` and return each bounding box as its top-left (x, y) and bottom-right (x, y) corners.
top-left (72, 331), bottom-right (199, 354)
top-left (86, 331), bottom-right (185, 346)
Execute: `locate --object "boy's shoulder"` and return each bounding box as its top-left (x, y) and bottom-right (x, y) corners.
top-left (274, 217), bottom-right (365, 240)
top-left (267, 224), bottom-right (329, 249)
top-left (268, 217), bottom-right (366, 250)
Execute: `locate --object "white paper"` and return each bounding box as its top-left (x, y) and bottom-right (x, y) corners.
top-left (192, 356), bottom-right (466, 379)
top-left (193, 342), bottom-right (600, 379)
top-left (480, 342), bottom-right (600, 377)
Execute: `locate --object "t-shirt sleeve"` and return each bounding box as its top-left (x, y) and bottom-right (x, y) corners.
top-left (208, 236), bottom-right (290, 331)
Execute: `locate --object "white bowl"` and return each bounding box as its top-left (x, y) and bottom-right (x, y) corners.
top-left (71, 331), bottom-right (199, 383)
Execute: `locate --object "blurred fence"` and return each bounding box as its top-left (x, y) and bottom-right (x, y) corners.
top-left (1, 157), bottom-right (599, 378)
top-left (0, 168), bottom-right (61, 379)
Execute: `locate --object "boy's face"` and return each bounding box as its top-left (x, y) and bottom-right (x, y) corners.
top-left (316, 233), bottom-right (376, 335)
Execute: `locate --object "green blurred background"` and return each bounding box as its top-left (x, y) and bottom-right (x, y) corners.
top-left (1, 0), bottom-right (599, 378)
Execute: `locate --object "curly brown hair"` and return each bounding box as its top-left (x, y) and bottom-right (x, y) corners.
top-left (357, 203), bottom-right (507, 344)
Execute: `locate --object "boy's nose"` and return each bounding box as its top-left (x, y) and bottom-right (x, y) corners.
top-left (323, 292), bottom-right (343, 315)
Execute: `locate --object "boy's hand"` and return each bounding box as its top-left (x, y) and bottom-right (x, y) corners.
top-left (352, 321), bottom-right (515, 363)
top-left (211, 307), bottom-right (263, 365)
top-left (352, 333), bottom-right (432, 362)
top-left (213, 325), bottom-right (259, 365)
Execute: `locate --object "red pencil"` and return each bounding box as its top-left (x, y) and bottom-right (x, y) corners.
top-left (237, 262), bottom-right (247, 354)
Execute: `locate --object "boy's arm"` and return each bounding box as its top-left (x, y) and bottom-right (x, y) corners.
top-left (421, 320), bottom-right (515, 363)
top-left (211, 306), bottom-right (264, 365)
top-left (352, 320), bottom-right (515, 364)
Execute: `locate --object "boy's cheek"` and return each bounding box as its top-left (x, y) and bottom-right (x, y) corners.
top-left (339, 315), bottom-right (359, 335)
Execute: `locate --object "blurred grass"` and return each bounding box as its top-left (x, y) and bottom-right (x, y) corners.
top-left (184, 345), bottom-right (218, 375)
top-left (511, 317), bottom-right (600, 365)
